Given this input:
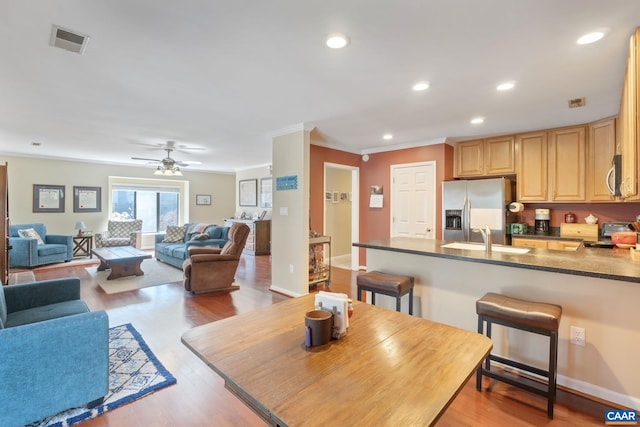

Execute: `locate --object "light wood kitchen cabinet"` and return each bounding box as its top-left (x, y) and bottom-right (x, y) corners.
top-left (548, 126), bottom-right (586, 201)
top-left (512, 237), bottom-right (581, 251)
top-left (454, 139), bottom-right (483, 177)
top-left (620, 27), bottom-right (639, 200)
top-left (454, 136), bottom-right (515, 177)
top-left (588, 118), bottom-right (617, 201)
top-left (517, 131), bottom-right (547, 201)
top-left (511, 237), bottom-right (547, 249)
top-left (517, 126), bottom-right (586, 202)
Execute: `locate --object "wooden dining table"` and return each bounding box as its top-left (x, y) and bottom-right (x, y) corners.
top-left (181, 294), bottom-right (492, 427)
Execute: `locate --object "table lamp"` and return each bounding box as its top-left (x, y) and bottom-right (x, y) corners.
top-left (75, 221), bottom-right (86, 236)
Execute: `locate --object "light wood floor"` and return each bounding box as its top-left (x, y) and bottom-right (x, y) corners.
top-left (28, 255), bottom-right (610, 426)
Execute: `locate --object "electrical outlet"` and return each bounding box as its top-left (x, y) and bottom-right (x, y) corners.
top-left (570, 326), bottom-right (586, 346)
top-left (289, 264), bottom-right (294, 273)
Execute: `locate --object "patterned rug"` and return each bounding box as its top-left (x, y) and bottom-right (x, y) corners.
top-left (29, 323), bottom-right (177, 427)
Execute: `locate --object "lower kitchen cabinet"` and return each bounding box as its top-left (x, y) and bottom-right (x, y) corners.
top-left (512, 237), bottom-right (581, 251)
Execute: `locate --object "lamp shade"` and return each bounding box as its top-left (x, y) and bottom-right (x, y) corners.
top-left (75, 221), bottom-right (86, 230)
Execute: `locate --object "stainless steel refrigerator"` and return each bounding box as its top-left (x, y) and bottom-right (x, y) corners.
top-left (442, 178), bottom-right (513, 244)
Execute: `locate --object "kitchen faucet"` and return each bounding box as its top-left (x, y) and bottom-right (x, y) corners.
top-left (472, 225), bottom-right (492, 254)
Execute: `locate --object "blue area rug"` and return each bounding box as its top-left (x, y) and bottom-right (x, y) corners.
top-left (29, 323), bottom-right (177, 427)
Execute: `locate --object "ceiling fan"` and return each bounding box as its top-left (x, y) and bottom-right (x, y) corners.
top-left (131, 141), bottom-right (203, 176)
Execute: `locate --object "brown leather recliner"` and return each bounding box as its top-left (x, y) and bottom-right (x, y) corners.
top-left (182, 222), bottom-right (250, 293)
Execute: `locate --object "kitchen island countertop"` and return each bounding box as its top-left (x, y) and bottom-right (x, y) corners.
top-left (353, 237), bottom-right (640, 284)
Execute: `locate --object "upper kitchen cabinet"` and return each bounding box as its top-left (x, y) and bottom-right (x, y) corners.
top-left (454, 136), bottom-right (515, 177)
top-left (454, 139), bottom-right (483, 176)
top-left (587, 118), bottom-right (617, 201)
top-left (517, 126), bottom-right (587, 202)
top-left (548, 126), bottom-right (586, 201)
top-left (517, 131), bottom-right (548, 201)
top-left (620, 28), bottom-right (639, 200)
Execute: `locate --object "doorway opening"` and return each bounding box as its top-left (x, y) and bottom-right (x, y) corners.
top-left (323, 163), bottom-right (359, 270)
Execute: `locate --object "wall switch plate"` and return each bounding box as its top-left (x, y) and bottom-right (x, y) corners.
top-left (570, 326), bottom-right (586, 346)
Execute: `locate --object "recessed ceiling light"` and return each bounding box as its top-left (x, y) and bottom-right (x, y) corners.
top-left (412, 81), bottom-right (430, 91)
top-left (325, 33), bottom-right (350, 49)
top-left (470, 117), bottom-right (485, 124)
top-left (577, 31), bottom-right (605, 45)
top-left (383, 134), bottom-right (393, 140)
top-left (496, 81), bottom-right (516, 91)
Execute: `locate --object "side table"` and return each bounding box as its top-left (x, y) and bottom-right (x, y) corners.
top-left (73, 235), bottom-right (93, 258)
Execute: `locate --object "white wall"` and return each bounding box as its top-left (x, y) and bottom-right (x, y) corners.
top-left (0, 155), bottom-right (235, 235)
top-left (270, 128), bottom-right (309, 297)
top-left (235, 165), bottom-right (273, 220)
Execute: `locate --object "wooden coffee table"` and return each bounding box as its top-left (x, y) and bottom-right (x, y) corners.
top-left (91, 246), bottom-right (152, 280)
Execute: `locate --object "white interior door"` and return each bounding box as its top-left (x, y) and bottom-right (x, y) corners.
top-left (391, 161), bottom-right (436, 238)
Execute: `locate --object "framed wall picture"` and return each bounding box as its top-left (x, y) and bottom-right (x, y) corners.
top-left (239, 179), bottom-right (258, 206)
top-left (260, 177), bottom-right (272, 208)
top-left (196, 194), bottom-right (211, 205)
top-left (33, 184), bottom-right (65, 213)
top-left (73, 186), bottom-right (101, 212)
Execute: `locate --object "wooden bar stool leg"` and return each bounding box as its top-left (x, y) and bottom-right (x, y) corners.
top-left (371, 292), bottom-right (376, 305)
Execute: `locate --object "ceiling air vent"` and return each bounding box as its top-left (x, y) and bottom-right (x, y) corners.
top-left (49, 25), bottom-right (90, 55)
top-left (568, 97), bottom-right (586, 108)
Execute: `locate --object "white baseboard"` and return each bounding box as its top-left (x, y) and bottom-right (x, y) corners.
top-left (558, 374), bottom-right (640, 409)
top-left (489, 360), bottom-right (639, 409)
top-left (269, 285), bottom-right (302, 298)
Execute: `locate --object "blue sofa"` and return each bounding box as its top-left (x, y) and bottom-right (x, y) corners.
top-left (155, 223), bottom-right (230, 269)
top-left (9, 223), bottom-right (73, 268)
top-left (0, 277), bottom-right (109, 426)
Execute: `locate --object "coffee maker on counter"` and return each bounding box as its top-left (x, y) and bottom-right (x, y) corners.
top-left (535, 208), bottom-right (550, 234)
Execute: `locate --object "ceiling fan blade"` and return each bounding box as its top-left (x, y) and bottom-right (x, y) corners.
top-left (131, 157), bottom-right (161, 162)
top-left (174, 146), bottom-right (206, 152)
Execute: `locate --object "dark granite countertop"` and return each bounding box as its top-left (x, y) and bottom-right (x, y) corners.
top-left (353, 237), bottom-right (640, 284)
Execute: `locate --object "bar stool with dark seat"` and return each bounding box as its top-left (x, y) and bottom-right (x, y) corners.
top-left (476, 292), bottom-right (562, 419)
top-left (356, 271), bottom-right (414, 315)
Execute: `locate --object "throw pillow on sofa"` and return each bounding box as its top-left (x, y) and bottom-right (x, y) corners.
top-left (18, 228), bottom-right (45, 244)
top-left (190, 233), bottom-right (210, 241)
top-left (162, 225), bottom-right (186, 243)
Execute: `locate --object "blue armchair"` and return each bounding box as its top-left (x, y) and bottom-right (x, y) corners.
top-left (0, 277), bottom-right (109, 426)
top-left (8, 223), bottom-right (73, 268)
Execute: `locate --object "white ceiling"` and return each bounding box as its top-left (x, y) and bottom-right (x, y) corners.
top-left (1, 1), bottom-right (640, 174)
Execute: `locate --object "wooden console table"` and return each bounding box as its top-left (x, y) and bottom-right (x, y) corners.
top-left (224, 219), bottom-right (271, 255)
top-left (182, 294), bottom-right (492, 426)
